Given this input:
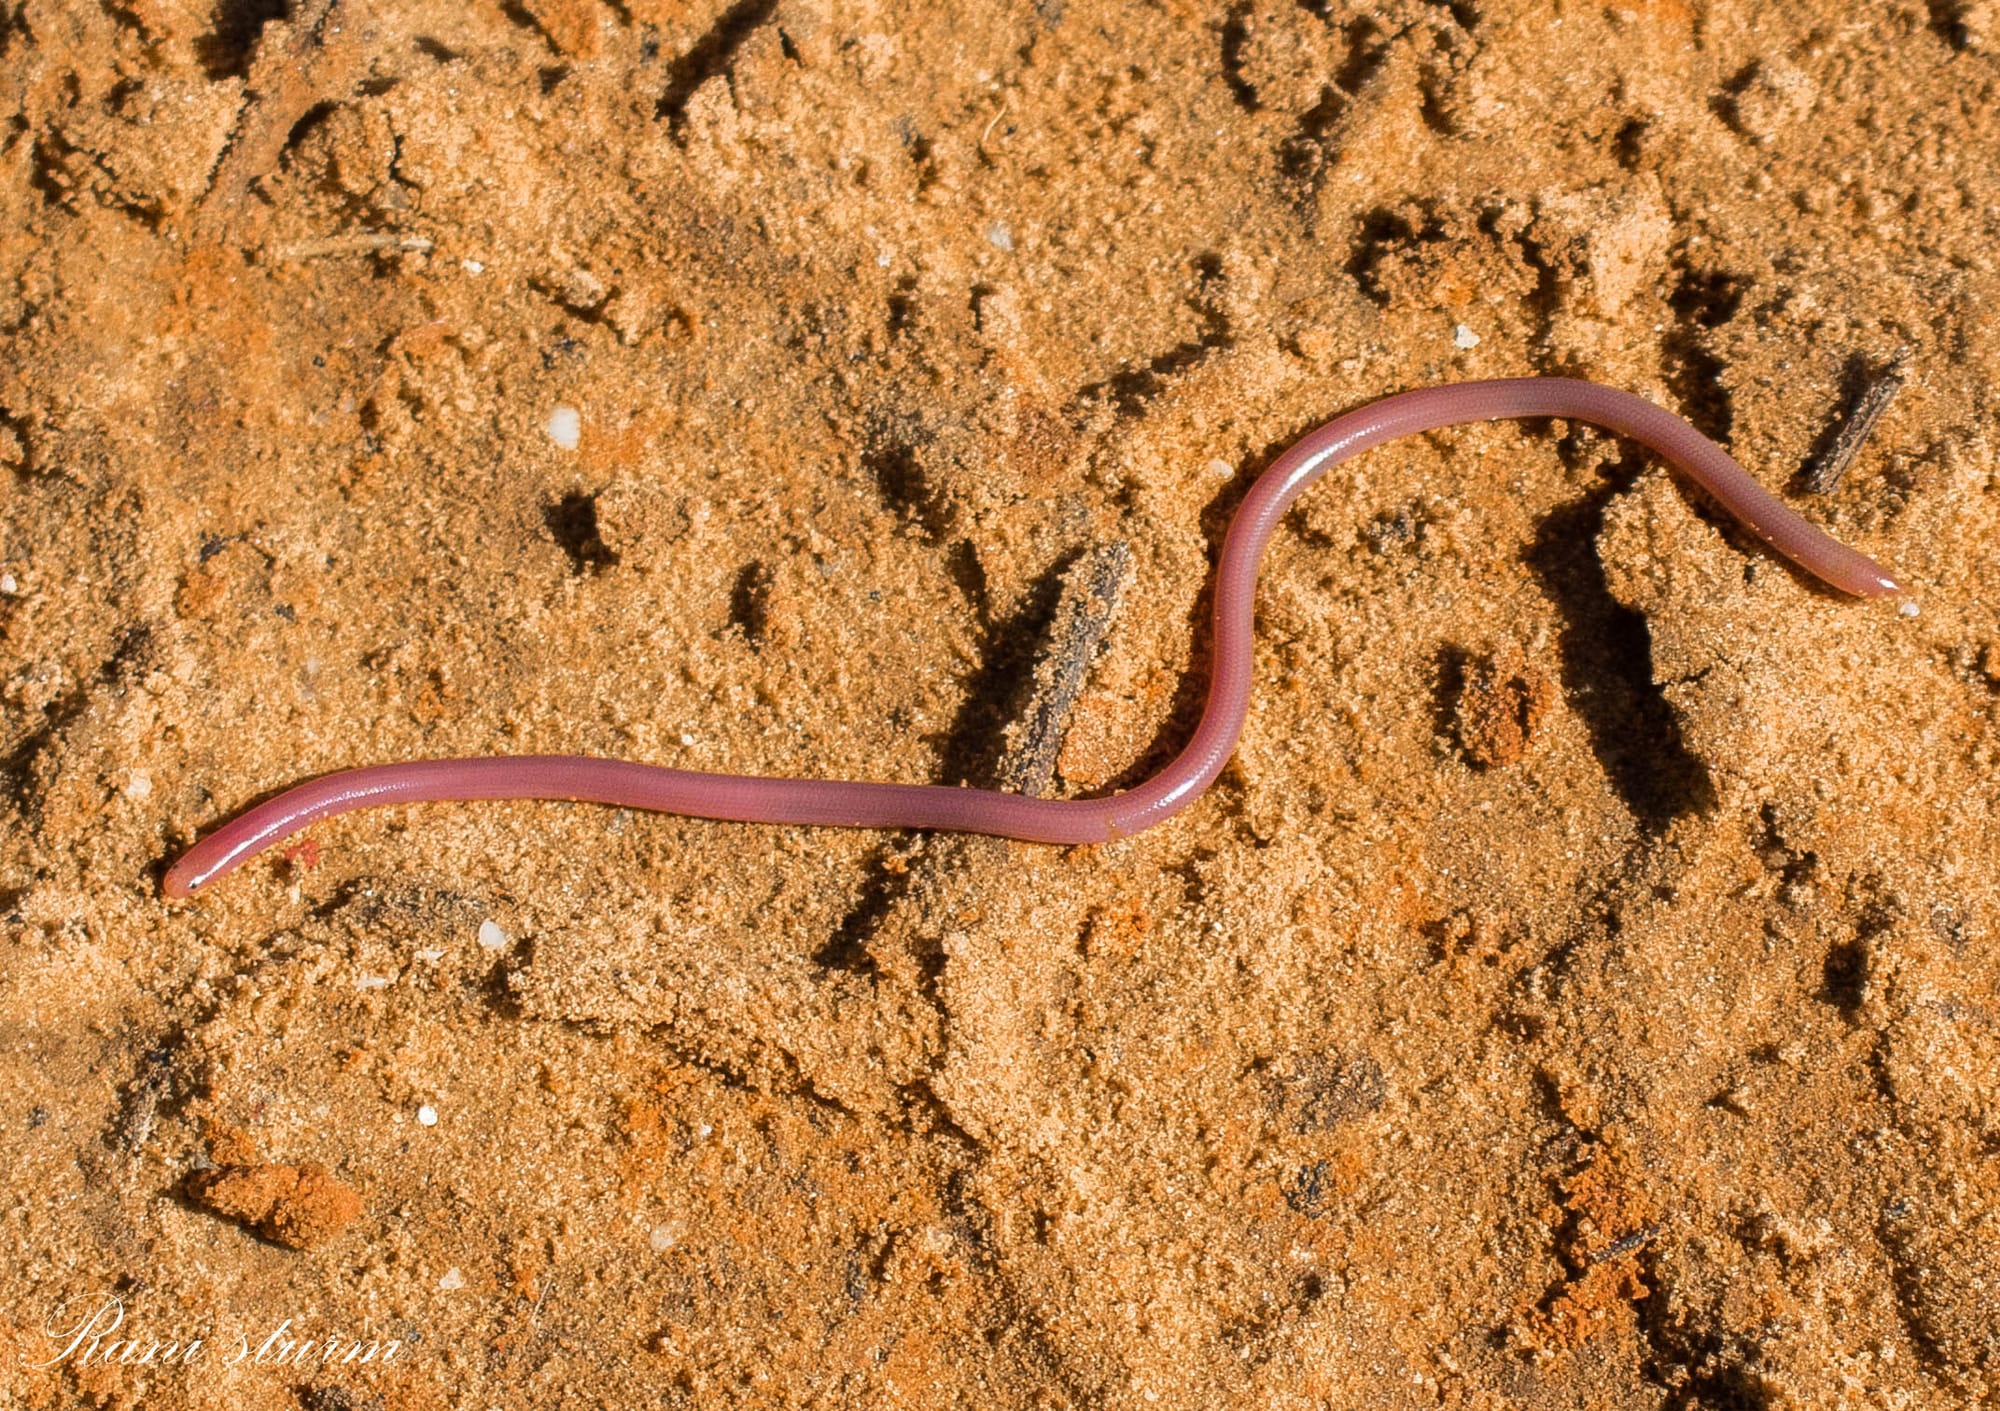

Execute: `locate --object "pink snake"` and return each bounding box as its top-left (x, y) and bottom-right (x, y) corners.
top-left (164, 379), bottom-right (1901, 898)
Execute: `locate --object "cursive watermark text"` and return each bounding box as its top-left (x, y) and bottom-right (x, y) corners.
top-left (27, 1296), bottom-right (403, 1371)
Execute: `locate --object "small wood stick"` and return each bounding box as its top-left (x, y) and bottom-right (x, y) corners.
top-left (818, 540), bottom-right (1131, 978)
top-left (997, 540), bottom-right (1133, 797)
top-left (1586, 1222), bottom-right (1664, 1266)
top-left (1801, 348), bottom-right (1908, 495)
top-left (270, 233), bottom-right (434, 262)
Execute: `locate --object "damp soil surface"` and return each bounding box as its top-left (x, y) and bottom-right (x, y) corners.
top-left (3, 1), bottom-right (2000, 1407)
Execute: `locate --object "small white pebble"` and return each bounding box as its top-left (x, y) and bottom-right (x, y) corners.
top-left (123, 772), bottom-right (152, 801)
top-left (546, 406), bottom-right (581, 451)
top-left (679, 731), bottom-right (696, 747)
top-left (417, 1104), bottom-right (438, 1126)
top-left (986, 221), bottom-right (1014, 252)
top-left (875, 251), bottom-right (892, 268)
top-left (461, 258), bottom-right (485, 274)
top-left (355, 975), bottom-right (392, 990)
top-left (415, 947), bottom-right (446, 963)
top-left (437, 1266), bottom-right (465, 1290)
top-left (1898, 600), bottom-right (1920, 618)
top-left (649, 1220), bottom-right (683, 1252)
top-left (1453, 323), bottom-right (1482, 350)
top-left (477, 919), bottom-right (510, 951)
top-left (0, 572), bottom-right (16, 594)
top-left (1207, 458), bottom-right (1235, 478)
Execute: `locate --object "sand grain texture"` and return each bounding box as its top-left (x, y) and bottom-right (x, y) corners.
top-left (3, 0), bottom-right (1998, 1407)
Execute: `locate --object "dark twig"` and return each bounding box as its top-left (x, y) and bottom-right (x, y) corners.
top-left (997, 540), bottom-right (1133, 797)
top-left (1798, 347), bottom-right (1908, 495)
top-left (816, 540), bottom-right (1130, 977)
top-left (1587, 1222), bottom-right (1663, 1266)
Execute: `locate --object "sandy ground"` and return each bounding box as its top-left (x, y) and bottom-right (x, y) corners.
top-left (2, 0), bottom-right (1998, 1406)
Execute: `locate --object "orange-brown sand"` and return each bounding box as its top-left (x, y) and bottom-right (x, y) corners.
top-left (3, 0), bottom-right (1997, 1406)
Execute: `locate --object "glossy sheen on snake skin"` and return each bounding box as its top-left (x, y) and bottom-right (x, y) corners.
top-left (162, 379), bottom-right (1902, 898)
